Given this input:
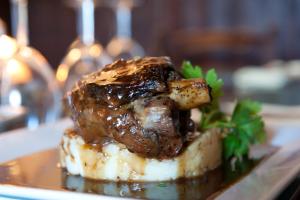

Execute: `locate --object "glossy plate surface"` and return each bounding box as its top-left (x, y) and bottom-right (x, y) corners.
top-left (0, 117), bottom-right (300, 200)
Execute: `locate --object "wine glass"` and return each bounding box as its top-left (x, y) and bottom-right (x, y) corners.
top-left (0, 0), bottom-right (62, 129)
top-left (56, 0), bottom-right (112, 93)
top-left (105, 0), bottom-right (145, 59)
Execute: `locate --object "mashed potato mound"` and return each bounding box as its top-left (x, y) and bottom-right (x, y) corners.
top-left (60, 129), bottom-right (222, 182)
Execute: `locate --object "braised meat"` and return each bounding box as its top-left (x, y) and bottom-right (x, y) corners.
top-left (65, 57), bottom-right (211, 159)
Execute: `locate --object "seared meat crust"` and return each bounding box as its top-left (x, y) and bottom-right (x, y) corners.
top-left (66, 57), bottom-right (210, 159)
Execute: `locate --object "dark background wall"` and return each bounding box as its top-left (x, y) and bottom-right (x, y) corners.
top-left (1, 0), bottom-right (300, 68)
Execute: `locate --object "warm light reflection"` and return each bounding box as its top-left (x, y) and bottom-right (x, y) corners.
top-left (56, 64), bottom-right (69, 83)
top-left (106, 37), bottom-right (125, 57)
top-left (5, 58), bottom-right (32, 84)
top-left (56, 48), bottom-right (81, 84)
top-left (0, 35), bottom-right (18, 59)
top-left (89, 44), bottom-right (102, 57)
top-left (68, 48), bottom-right (81, 63)
top-left (19, 46), bottom-right (33, 58)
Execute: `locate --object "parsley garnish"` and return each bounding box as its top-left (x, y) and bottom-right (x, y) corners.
top-left (182, 61), bottom-right (203, 78)
top-left (182, 61), bottom-right (225, 130)
top-left (181, 61), bottom-right (266, 162)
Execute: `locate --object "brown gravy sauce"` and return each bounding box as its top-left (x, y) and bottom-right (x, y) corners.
top-left (0, 148), bottom-right (273, 200)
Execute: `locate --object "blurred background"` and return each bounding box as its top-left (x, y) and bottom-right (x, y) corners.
top-left (0, 0), bottom-right (300, 131)
top-left (2, 0), bottom-right (300, 67)
top-left (0, 0), bottom-right (300, 68)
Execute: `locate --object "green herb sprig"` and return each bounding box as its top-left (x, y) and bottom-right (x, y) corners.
top-left (181, 61), bottom-right (266, 162)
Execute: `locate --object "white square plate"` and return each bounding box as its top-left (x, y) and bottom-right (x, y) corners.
top-left (0, 118), bottom-right (300, 200)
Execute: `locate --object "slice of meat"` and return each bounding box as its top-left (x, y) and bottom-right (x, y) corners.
top-left (65, 56), bottom-right (211, 159)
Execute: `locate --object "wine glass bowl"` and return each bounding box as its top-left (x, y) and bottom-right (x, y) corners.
top-left (106, 36), bottom-right (144, 60)
top-left (56, 39), bottom-right (111, 92)
top-left (0, 0), bottom-right (62, 129)
top-left (1, 45), bottom-right (62, 128)
top-left (56, 0), bottom-right (112, 93)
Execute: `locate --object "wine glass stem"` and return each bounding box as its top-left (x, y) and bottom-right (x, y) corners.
top-left (115, 4), bottom-right (132, 38)
top-left (11, 0), bottom-right (29, 46)
top-left (0, 18), bottom-right (6, 35)
top-left (77, 0), bottom-right (95, 45)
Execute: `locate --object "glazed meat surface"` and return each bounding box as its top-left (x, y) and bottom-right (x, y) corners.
top-left (66, 57), bottom-right (211, 159)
